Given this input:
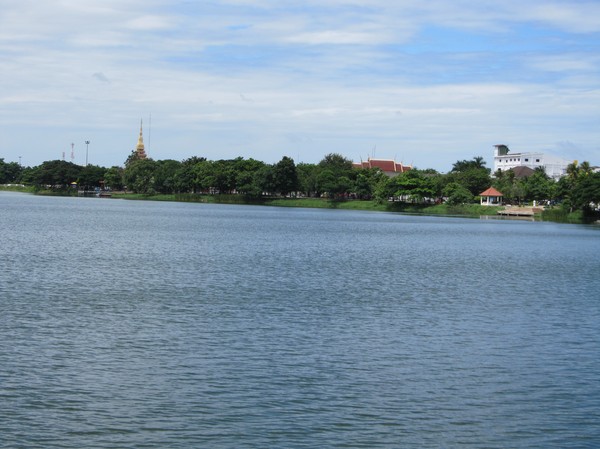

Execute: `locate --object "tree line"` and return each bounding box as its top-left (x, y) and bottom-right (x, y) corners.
top-left (2, 152), bottom-right (599, 213)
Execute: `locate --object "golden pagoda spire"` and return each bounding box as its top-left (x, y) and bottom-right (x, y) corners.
top-left (135, 119), bottom-right (147, 159)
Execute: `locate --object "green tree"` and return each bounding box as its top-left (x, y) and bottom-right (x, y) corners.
top-left (558, 163), bottom-right (600, 212)
top-left (443, 182), bottom-right (473, 205)
top-left (234, 158), bottom-right (266, 196)
top-left (19, 166), bottom-right (39, 185)
top-left (124, 150), bottom-right (145, 167)
top-left (451, 156), bottom-right (487, 172)
top-left (273, 156), bottom-right (299, 197)
top-left (493, 169), bottom-right (517, 203)
top-left (376, 170), bottom-right (437, 203)
top-left (175, 156), bottom-right (206, 193)
top-left (255, 164), bottom-right (277, 195)
top-left (193, 160), bottom-right (217, 193)
top-left (78, 164), bottom-right (106, 189)
top-left (0, 159), bottom-right (23, 183)
top-left (521, 168), bottom-right (555, 203)
top-left (211, 159), bottom-right (237, 193)
top-left (373, 175), bottom-right (394, 202)
top-left (34, 160), bottom-right (82, 188)
top-left (571, 172), bottom-right (600, 212)
top-left (315, 169), bottom-right (351, 199)
top-left (123, 159), bottom-right (157, 193)
top-left (353, 168), bottom-right (385, 199)
top-left (297, 163), bottom-right (318, 197)
top-left (316, 153), bottom-right (354, 198)
top-left (556, 160), bottom-right (597, 212)
top-left (319, 153), bottom-right (354, 173)
top-left (448, 156), bottom-right (491, 196)
top-left (153, 159), bottom-right (182, 194)
top-left (103, 166), bottom-right (124, 190)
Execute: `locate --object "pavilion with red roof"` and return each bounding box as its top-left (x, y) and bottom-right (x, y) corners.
top-left (479, 187), bottom-right (503, 206)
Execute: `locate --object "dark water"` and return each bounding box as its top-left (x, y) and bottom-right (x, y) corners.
top-left (1, 191), bottom-right (599, 448)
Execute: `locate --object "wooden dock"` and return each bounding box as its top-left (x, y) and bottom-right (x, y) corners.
top-left (497, 207), bottom-right (543, 217)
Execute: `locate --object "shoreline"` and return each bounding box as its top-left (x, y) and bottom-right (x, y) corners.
top-left (1, 186), bottom-right (593, 223)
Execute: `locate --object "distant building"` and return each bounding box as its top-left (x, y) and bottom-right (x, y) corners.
top-left (352, 158), bottom-right (412, 177)
top-left (493, 144), bottom-right (571, 180)
top-left (135, 120), bottom-right (148, 160)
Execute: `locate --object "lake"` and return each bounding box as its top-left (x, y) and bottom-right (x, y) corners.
top-left (1, 191), bottom-right (599, 448)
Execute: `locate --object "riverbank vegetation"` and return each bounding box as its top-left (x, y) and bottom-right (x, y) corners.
top-left (2, 153), bottom-right (599, 222)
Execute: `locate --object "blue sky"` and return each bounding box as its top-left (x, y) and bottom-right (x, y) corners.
top-left (1, 0), bottom-right (599, 171)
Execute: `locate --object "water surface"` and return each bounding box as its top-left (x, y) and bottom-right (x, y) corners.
top-left (1, 192), bottom-right (599, 448)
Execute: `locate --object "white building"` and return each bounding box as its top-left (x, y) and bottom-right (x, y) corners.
top-left (493, 144), bottom-right (572, 180)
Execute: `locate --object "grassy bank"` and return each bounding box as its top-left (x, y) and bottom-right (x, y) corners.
top-left (1, 185), bottom-right (80, 196)
top-left (266, 199), bottom-right (505, 217)
top-left (541, 207), bottom-right (600, 224)
top-left (385, 202), bottom-right (502, 217)
top-left (0, 185), bottom-right (35, 193)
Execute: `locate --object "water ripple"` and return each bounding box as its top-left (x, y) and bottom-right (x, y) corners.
top-left (1, 193), bottom-right (599, 448)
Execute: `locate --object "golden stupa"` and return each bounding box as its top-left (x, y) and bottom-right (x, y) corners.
top-left (135, 120), bottom-right (147, 159)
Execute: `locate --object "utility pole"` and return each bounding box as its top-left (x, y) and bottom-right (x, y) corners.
top-left (85, 140), bottom-right (90, 166)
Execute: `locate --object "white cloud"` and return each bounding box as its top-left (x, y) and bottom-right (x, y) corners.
top-left (528, 55), bottom-right (600, 73)
top-left (285, 30), bottom-right (388, 46)
top-left (524, 2), bottom-right (600, 33)
top-left (1, 0), bottom-right (599, 169)
top-left (126, 15), bottom-right (174, 31)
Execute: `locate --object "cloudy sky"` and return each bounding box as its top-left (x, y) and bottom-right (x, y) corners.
top-left (1, 0), bottom-right (599, 171)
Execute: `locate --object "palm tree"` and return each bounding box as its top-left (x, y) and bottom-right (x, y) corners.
top-left (566, 161), bottom-right (580, 182)
top-left (472, 156), bottom-right (486, 169)
top-left (580, 161), bottom-right (592, 177)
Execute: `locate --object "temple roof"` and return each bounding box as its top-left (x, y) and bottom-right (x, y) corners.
top-left (352, 158), bottom-right (411, 174)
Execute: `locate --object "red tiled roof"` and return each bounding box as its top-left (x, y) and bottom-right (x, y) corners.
top-left (479, 187), bottom-right (503, 197)
top-left (352, 161), bottom-right (373, 169)
top-left (353, 158), bottom-right (412, 173)
top-left (396, 163), bottom-right (410, 173)
top-left (369, 159), bottom-right (396, 171)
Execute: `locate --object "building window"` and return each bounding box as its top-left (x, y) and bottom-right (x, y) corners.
top-left (536, 159), bottom-right (540, 162)
top-left (525, 158), bottom-right (529, 162)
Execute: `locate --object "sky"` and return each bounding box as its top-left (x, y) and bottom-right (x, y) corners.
top-left (1, 0), bottom-right (599, 172)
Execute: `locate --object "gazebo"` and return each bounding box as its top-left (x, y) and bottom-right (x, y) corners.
top-left (479, 187), bottom-right (503, 206)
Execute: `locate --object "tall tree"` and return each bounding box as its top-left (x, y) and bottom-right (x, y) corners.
top-left (78, 164), bottom-right (106, 189)
top-left (448, 156), bottom-right (491, 196)
top-left (123, 159), bottom-right (157, 194)
top-left (34, 160), bottom-right (82, 188)
top-left (273, 156), bottom-right (299, 197)
top-left (153, 159), bottom-right (182, 194)
top-left (297, 163), bottom-right (318, 197)
top-left (353, 168), bottom-right (385, 200)
top-left (104, 166), bottom-right (124, 190)
top-left (175, 156), bottom-right (206, 193)
top-left (522, 168), bottom-right (555, 203)
top-left (317, 153), bottom-right (354, 198)
top-left (0, 159), bottom-right (23, 184)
